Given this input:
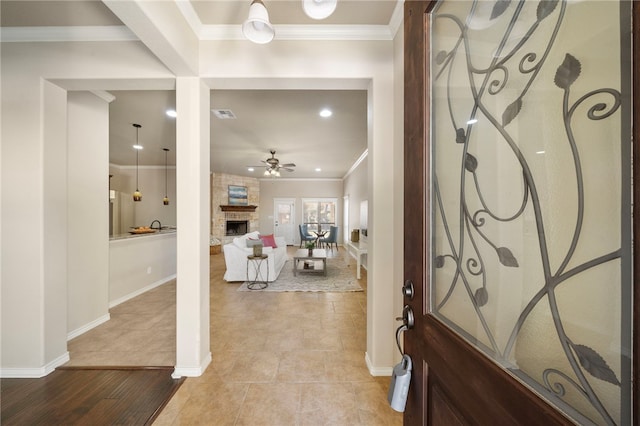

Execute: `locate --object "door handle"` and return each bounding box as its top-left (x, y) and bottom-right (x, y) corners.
top-left (396, 305), bottom-right (414, 329)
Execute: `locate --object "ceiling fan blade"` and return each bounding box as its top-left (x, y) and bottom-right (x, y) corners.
top-left (280, 163), bottom-right (296, 167)
top-left (281, 167), bottom-right (295, 172)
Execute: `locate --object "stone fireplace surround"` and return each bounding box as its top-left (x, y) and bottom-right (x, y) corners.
top-left (211, 173), bottom-right (260, 244)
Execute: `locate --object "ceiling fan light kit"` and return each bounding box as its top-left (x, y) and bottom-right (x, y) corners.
top-left (242, 0), bottom-right (275, 44)
top-left (251, 150), bottom-right (295, 178)
top-left (302, 0), bottom-right (337, 20)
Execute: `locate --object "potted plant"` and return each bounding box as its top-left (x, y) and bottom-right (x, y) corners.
top-left (305, 241), bottom-right (315, 256)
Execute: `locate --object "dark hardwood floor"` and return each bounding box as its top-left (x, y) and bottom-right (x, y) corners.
top-left (1, 366), bottom-right (184, 425)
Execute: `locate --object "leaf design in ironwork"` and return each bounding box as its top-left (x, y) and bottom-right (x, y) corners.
top-left (465, 154), bottom-right (478, 172)
top-left (474, 287), bottom-right (488, 307)
top-left (536, 0), bottom-right (558, 22)
top-left (502, 98), bottom-right (522, 127)
top-left (554, 54), bottom-right (581, 89)
top-left (572, 343), bottom-right (621, 386)
top-left (491, 0), bottom-right (511, 20)
top-left (456, 128), bottom-right (466, 144)
top-left (435, 50), bottom-right (447, 65)
top-left (496, 247), bottom-right (519, 267)
top-left (434, 255), bottom-right (445, 268)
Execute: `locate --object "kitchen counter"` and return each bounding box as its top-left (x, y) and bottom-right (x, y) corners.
top-left (109, 228), bottom-right (176, 241)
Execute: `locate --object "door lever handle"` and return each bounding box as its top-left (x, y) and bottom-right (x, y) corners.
top-left (395, 305), bottom-right (414, 329)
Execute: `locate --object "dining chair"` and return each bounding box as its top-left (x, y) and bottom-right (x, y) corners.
top-left (299, 224), bottom-right (315, 248)
top-left (319, 226), bottom-right (339, 251)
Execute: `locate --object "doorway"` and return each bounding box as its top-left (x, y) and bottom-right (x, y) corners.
top-left (274, 198), bottom-right (296, 245)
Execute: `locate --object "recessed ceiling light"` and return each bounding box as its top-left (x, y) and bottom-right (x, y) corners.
top-left (133, 145), bottom-right (143, 150)
top-left (319, 108), bottom-right (332, 118)
top-left (248, 167), bottom-right (255, 172)
top-left (467, 118), bottom-right (478, 125)
top-left (166, 109), bottom-right (177, 118)
top-left (536, 150), bottom-right (546, 154)
top-left (315, 168), bottom-right (322, 172)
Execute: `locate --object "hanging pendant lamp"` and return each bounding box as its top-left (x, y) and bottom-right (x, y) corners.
top-left (162, 148), bottom-right (170, 205)
top-left (132, 123), bottom-right (143, 202)
top-left (242, 0), bottom-right (275, 44)
top-left (302, 0), bottom-right (337, 20)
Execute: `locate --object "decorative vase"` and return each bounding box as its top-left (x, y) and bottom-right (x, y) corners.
top-left (253, 244), bottom-right (263, 256)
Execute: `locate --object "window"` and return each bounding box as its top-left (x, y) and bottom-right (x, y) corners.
top-left (302, 198), bottom-right (336, 232)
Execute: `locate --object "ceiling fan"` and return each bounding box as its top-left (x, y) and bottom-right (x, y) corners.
top-left (249, 150), bottom-right (296, 176)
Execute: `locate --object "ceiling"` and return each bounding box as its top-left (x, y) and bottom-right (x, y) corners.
top-left (2, 0), bottom-right (402, 178)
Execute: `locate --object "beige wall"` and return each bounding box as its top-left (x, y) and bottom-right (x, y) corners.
top-left (259, 179), bottom-right (345, 244)
top-left (67, 92), bottom-right (111, 339)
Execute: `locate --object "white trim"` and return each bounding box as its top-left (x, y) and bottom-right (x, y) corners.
top-left (388, 0), bottom-right (405, 39)
top-left (109, 163), bottom-right (176, 170)
top-left (108, 275), bottom-right (176, 308)
top-left (172, 351), bottom-right (212, 378)
top-left (1, 26), bottom-right (137, 42)
top-left (67, 313), bottom-right (111, 341)
top-left (200, 24), bottom-right (393, 41)
top-left (90, 90), bottom-right (116, 103)
top-left (365, 352), bottom-right (393, 376)
top-left (258, 177), bottom-right (343, 182)
top-left (175, 0), bottom-right (204, 36)
top-left (1, 352), bottom-right (70, 378)
top-left (343, 149), bottom-right (368, 179)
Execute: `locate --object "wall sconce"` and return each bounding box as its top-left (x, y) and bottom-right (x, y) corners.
top-left (163, 148), bottom-right (170, 205)
top-left (132, 123), bottom-right (143, 202)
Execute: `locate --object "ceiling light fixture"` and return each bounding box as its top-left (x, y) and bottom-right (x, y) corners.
top-left (132, 123), bottom-right (143, 202)
top-left (242, 0), bottom-right (275, 44)
top-left (302, 0), bottom-right (337, 20)
top-left (166, 109), bottom-right (177, 118)
top-left (319, 108), bottom-right (332, 118)
top-left (162, 148), bottom-right (170, 205)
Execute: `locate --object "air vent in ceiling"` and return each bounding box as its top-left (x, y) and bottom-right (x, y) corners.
top-left (212, 109), bottom-right (237, 119)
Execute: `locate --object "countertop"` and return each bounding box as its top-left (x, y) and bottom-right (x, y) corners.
top-left (109, 228), bottom-right (177, 241)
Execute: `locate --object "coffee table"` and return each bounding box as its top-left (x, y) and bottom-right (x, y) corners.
top-left (293, 249), bottom-right (327, 276)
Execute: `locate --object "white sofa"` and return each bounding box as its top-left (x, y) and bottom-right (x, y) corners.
top-left (222, 231), bottom-right (287, 282)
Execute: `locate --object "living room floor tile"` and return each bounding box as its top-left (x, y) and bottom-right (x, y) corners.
top-left (62, 246), bottom-right (401, 425)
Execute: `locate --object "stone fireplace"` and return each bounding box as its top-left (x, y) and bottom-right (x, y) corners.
top-left (226, 220), bottom-right (249, 236)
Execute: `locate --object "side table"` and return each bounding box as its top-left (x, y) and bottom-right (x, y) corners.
top-left (246, 254), bottom-right (269, 290)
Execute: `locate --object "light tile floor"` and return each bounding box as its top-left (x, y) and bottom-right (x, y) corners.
top-left (66, 246), bottom-right (401, 425)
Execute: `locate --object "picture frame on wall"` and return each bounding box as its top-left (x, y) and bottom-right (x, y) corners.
top-left (228, 185), bottom-right (248, 205)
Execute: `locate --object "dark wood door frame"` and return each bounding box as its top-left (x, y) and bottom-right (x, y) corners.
top-left (403, 0), bottom-right (639, 423)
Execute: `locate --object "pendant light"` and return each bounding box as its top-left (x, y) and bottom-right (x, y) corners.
top-left (242, 0), bottom-right (275, 44)
top-left (302, 0), bottom-right (337, 20)
top-left (162, 148), bottom-right (170, 205)
top-left (132, 123), bottom-right (142, 202)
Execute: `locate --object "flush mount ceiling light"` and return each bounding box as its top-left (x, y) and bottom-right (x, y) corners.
top-left (242, 0), bottom-right (275, 44)
top-left (319, 108), bottom-right (332, 118)
top-left (132, 123), bottom-right (143, 202)
top-left (302, 0), bottom-right (337, 20)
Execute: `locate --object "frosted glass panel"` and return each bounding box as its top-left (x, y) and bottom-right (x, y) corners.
top-left (428, 1), bottom-right (632, 424)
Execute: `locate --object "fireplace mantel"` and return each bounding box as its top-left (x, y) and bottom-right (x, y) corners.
top-left (220, 205), bottom-right (258, 212)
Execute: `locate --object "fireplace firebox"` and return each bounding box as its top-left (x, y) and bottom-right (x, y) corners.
top-left (226, 220), bottom-right (248, 236)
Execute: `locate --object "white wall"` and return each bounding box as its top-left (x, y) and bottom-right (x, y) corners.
top-left (67, 92), bottom-right (111, 339)
top-left (109, 233), bottom-right (177, 305)
top-left (343, 156), bottom-right (368, 240)
top-left (1, 40), bottom-right (173, 376)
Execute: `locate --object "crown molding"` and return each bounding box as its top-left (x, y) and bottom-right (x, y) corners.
top-left (200, 24), bottom-right (393, 41)
top-left (0, 26), bottom-right (137, 42)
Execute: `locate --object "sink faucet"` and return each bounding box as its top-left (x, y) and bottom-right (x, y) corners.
top-left (150, 220), bottom-right (162, 230)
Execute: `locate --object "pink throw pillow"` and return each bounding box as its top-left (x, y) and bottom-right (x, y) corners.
top-left (260, 234), bottom-right (277, 248)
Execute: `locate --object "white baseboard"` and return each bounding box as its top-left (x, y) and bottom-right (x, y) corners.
top-left (109, 274), bottom-right (176, 308)
top-left (1, 351), bottom-right (70, 378)
top-left (172, 351), bottom-right (212, 379)
top-left (365, 351), bottom-right (393, 376)
top-left (67, 313), bottom-right (111, 341)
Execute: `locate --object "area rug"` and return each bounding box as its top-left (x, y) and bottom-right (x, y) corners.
top-left (238, 258), bottom-right (363, 292)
